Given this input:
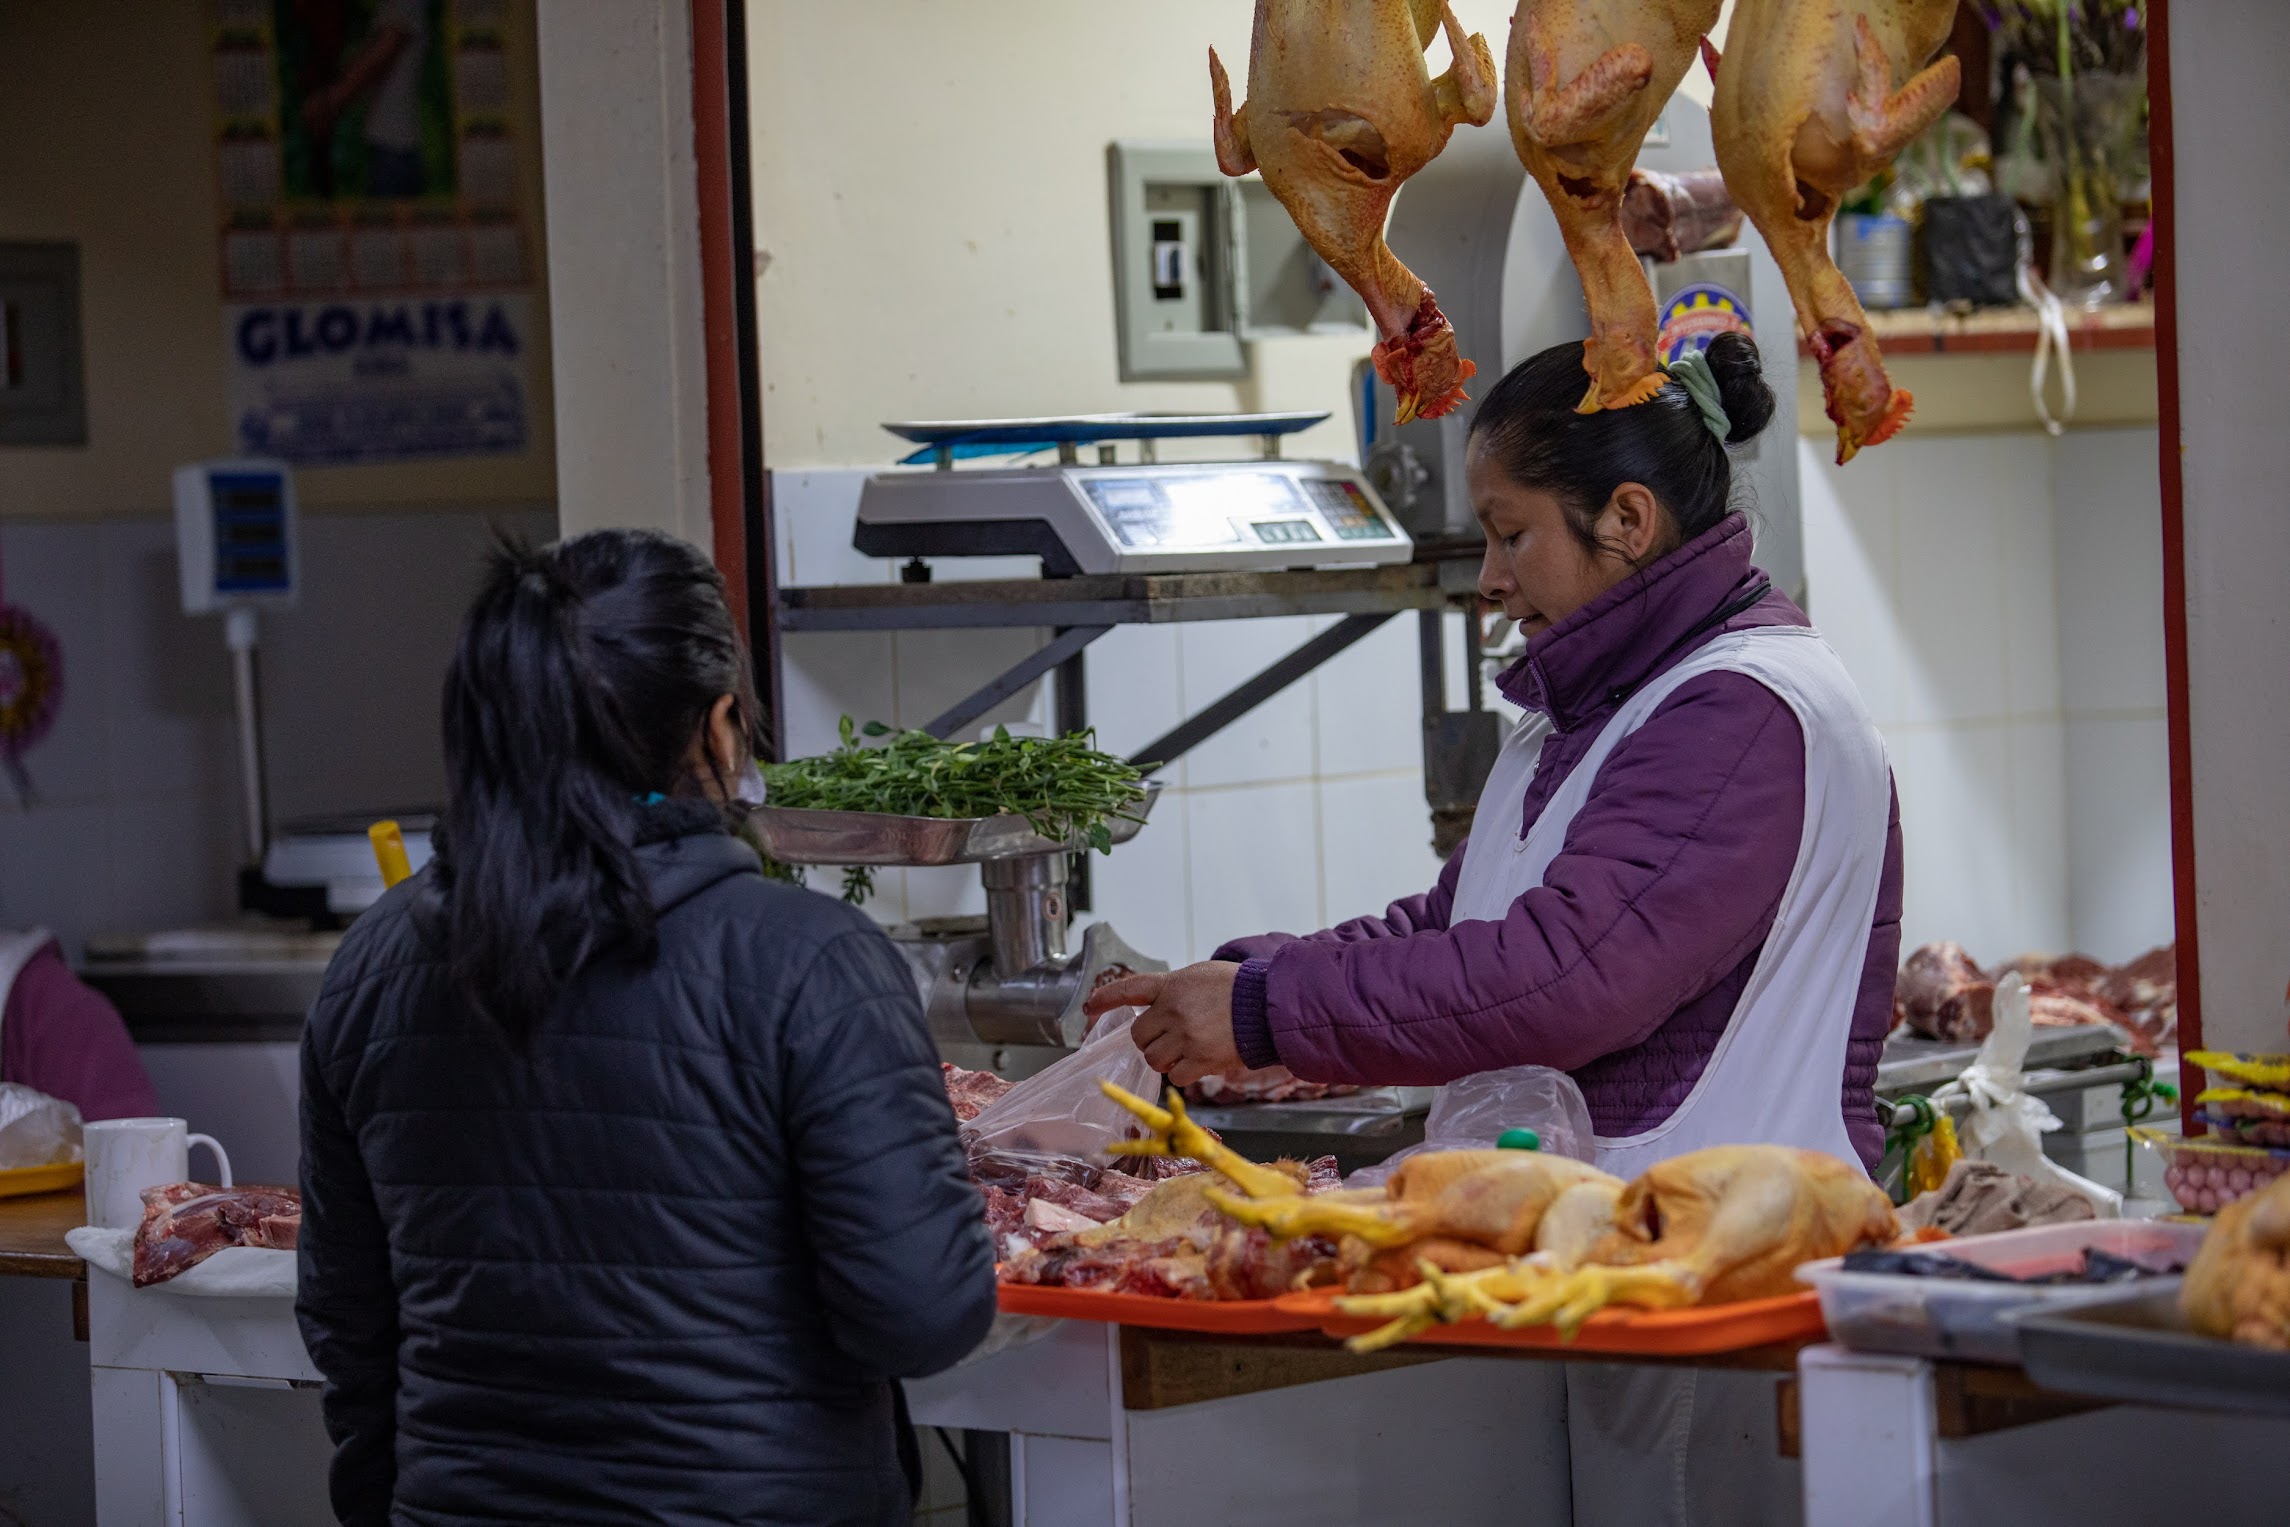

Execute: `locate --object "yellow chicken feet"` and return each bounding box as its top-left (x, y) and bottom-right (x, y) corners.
top-left (1099, 1081), bottom-right (1302, 1201)
top-left (1203, 1186), bottom-right (1412, 1244)
top-left (1495, 1262), bottom-right (1699, 1339)
top-left (1334, 1259), bottom-right (1562, 1352)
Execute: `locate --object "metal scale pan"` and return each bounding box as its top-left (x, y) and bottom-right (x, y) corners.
top-left (748, 783), bottom-right (1160, 867)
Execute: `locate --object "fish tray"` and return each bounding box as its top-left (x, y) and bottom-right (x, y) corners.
top-left (1273, 1286), bottom-right (1827, 1356)
top-left (996, 1283), bottom-right (1324, 1334)
top-left (750, 783), bottom-right (1159, 867)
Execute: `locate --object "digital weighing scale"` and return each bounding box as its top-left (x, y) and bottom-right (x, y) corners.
top-left (853, 412), bottom-right (1413, 576)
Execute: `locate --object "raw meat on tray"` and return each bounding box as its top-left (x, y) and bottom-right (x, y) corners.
top-left (132, 1182), bottom-right (303, 1288)
top-left (1183, 1064), bottom-right (1360, 1106)
top-left (942, 1062), bottom-right (1014, 1122)
top-left (1893, 941), bottom-right (2178, 1054)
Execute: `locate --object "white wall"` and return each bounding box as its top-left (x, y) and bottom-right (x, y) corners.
top-left (2168, 3), bottom-right (2290, 1051)
top-left (536, 0), bottom-right (711, 544)
top-left (0, 508), bottom-right (553, 955)
top-left (0, 0), bottom-right (556, 522)
top-left (1802, 427), bottom-right (2172, 967)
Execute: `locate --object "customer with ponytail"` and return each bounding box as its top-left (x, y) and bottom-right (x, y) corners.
top-left (298, 528), bottom-right (993, 1525)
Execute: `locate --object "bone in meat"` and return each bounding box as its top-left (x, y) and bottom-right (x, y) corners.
top-left (132, 1182), bottom-right (303, 1287)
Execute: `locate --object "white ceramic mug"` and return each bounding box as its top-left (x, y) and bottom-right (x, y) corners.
top-left (84, 1118), bottom-right (233, 1230)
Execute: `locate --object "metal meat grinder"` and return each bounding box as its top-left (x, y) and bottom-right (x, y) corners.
top-left (748, 787), bottom-right (1167, 1052)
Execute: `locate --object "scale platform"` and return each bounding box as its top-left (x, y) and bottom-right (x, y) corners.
top-left (855, 413), bottom-right (1412, 577)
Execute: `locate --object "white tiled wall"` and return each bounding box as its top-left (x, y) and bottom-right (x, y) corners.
top-left (767, 471), bottom-right (1444, 963)
top-left (0, 507), bottom-right (555, 955)
top-left (1800, 427), bottom-right (2172, 967)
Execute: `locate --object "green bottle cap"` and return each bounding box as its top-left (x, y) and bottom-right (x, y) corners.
top-left (1496, 1127), bottom-right (1541, 1152)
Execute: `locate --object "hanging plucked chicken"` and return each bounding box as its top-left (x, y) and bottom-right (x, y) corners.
top-left (1504, 1), bottom-right (1726, 411)
top-left (1211, 2), bottom-right (1497, 424)
top-left (1707, 0), bottom-right (1960, 462)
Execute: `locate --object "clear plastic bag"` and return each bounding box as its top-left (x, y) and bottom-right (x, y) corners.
top-left (962, 1007), bottom-right (1161, 1165)
top-left (1347, 1065), bottom-right (1593, 1187)
top-left (0, 1083), bottom-right (82, 1170)
top-left (1933, 974), bottom-right (2122, 1218)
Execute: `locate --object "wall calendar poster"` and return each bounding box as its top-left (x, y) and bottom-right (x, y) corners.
top-left (209, 0), bottom-right (539, 465)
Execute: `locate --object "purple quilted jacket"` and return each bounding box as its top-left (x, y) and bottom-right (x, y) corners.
top-left (1218, 514), bottom-right (1902, 1170)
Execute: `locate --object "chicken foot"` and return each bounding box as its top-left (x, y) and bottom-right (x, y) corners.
top-left (1336, 1256), bottom-right (1565, 1351)
top-left (1100, 1080), bottom-right (1303, 1202)
top-left (1494, 1261), bottom-right (1701, 1337)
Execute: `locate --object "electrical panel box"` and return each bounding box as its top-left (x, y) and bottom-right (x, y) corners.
top-left (173, 459), bottom-right (300, 615)
top-left (0, 243), bottom-right (87, 446)
top-left (1107, 142), bottom-right (1243, 381)
top-left (1234, 179), bottom-right (1370, 338)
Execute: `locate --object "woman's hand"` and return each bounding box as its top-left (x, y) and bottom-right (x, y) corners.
top-left (1083, 961), bottom-right (1243, 1087)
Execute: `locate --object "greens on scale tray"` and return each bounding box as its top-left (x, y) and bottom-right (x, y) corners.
top-left (758, 718), bottom-right (1150, 903)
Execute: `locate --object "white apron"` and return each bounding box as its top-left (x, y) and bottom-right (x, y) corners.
top-left (1449, 625), bottom-right (1890, 1174)
top-left (1447, 627), bottom-right (1888, 1527)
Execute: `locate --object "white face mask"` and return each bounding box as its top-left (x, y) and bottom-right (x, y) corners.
top-left (733, 757), bottom-right (768, 807)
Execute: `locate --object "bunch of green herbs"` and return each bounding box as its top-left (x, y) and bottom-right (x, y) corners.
top-left (761, 718), bottom-right (1149, 903)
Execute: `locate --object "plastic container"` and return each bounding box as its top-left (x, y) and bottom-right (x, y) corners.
top-left (2140, 1126), bottom-right (2290, 1214)
top-left (1797, 1219), bottom-right (2207, 1364)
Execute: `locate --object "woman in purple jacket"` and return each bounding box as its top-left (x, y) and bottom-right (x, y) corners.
top-left (1088, 331), bottom-right (1902, 1179)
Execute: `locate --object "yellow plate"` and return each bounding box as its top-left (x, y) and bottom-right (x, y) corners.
top-left (0, 1160), bottom-right (84, 1199)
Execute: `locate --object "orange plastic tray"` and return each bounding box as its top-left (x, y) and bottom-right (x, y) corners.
top-left (996, 1283), bottom-right (1325, 1333)
top-left (1272, 1285), bottom-right (1826, 1355)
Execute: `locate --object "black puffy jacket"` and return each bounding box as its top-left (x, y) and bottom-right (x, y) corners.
top-left (297, 812), bottom-right (996, 1525)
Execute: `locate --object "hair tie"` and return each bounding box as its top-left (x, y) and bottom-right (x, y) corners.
top-left (1663, 349), bottom-right (1732, 445)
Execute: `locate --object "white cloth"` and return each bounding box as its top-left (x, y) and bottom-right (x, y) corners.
top-left (1449, 626), bottom-right (1892, 1174)
top-left (65, 1225), bottom-right (297, 1299)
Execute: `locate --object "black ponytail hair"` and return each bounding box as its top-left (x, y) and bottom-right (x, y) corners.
top-left (417, 527), bottom-right (760, 1042)
top-left (1467, 330), bottom-right (1777, 561)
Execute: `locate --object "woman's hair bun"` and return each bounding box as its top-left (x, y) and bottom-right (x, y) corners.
top-left (1702, 330), bottom-right (1776, 446)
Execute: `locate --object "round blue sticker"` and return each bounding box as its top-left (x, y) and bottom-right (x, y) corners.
top-left (1657, 281), bottom-right (1753, 363)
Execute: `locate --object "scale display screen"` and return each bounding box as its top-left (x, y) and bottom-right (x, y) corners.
top-left (207, 471), bottom-right (292, 595)
top-left (1082, 469), bottom-right (1394, 551)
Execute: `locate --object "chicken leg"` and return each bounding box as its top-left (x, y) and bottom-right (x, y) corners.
top-left (1505, 1), bottom-right (1725, 411)
top-left (1211, 2), bottom-right (1497, 424)
top-left (1100, 1081), bottom-right (1304, 1201)
top-left (1708, 1), bottom-right (1958, 462)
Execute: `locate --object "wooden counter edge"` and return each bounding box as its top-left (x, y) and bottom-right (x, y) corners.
top-left (1116, 1324), bottom-right (1811, 1412)
top-left (0, 1188), bottom-right (88, 1281)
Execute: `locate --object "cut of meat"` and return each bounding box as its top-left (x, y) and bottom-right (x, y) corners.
top-left (132, 1183), bottom-right (302, 1288)
top-left (942, 1062), bottom-right (1014, 1122)
top-left (1620, 168), bottom-right (1745, 263)
top-left (1184, 1065), bottom-right (1362, 1106)
top-left (1896, 941), bottom-right (1995, 1042)
top-left (1896, 941), bottom-right (2178, 1055)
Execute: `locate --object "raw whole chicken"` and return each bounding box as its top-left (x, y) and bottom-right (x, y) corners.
top-left (1209, 1146), bottom-right (1625, 1292)
top-left (1476, 1144), bottom-right (1897, 1334)
top-left (2182, 1171), bottom-right (2290, 1350)
top-left (1708, 0), bottom-right (1959, 462)
top-left (1212, 1), bottom-right (1497, 423)
top-left (1504, 0), bottom-right (1725, 409)
top-left (1326, 1143), bottom-right (1893, 1345)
